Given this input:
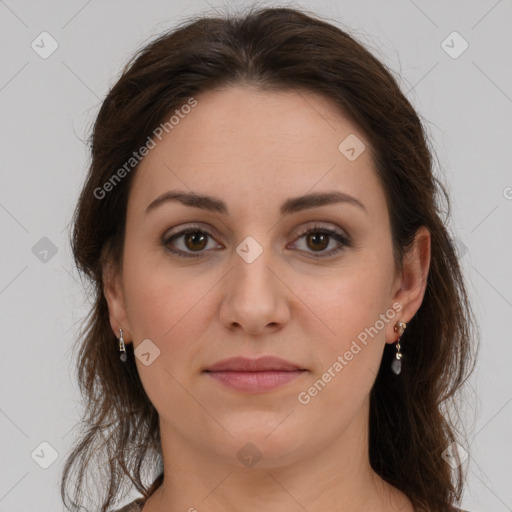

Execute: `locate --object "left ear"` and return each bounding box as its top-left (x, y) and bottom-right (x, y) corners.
top-left (388, 226), bottom-right (431, 343)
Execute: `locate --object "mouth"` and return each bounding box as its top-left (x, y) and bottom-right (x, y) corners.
top-left (202, 356), bottom-right (308, 393)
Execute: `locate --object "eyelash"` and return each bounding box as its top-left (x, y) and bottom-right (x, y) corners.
top-left (162, 224), bottom-right (351, 259)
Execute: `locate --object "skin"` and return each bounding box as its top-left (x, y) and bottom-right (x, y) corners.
top-left (103, 85), bottom-right (430, 512)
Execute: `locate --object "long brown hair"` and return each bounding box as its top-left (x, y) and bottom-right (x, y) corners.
top-left (61, 6), bottom-right (479, 511)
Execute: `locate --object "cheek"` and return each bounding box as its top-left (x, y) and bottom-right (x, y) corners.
top-left (122, 247), bottom-right (221, 364)
top-left (302, 262), bottom-right (392, 340)
top-left (121, 256), bottom-right (214, 399)
top-left (296, 274), bottom-right (391, 425)
top-left (296, 258), bottom-right (393, 394)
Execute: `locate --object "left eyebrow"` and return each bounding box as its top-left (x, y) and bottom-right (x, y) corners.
top-left (145, 190), bottom-right (367, 216)
top-left (280, 191), bottom-right (367, 215)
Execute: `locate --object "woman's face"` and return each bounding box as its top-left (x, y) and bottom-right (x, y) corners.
top-left (104, 85), bottom-right (428, 469)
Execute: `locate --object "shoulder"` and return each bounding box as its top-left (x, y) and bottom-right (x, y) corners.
top-left (112, 498), bottom-right (145, 512)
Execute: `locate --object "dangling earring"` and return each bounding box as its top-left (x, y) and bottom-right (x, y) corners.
top-left (118, 328), bottom-right (127, 362)
top-left (391, 321), bottom-right (407, 375)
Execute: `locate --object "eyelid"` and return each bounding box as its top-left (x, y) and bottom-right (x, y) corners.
top-left (292, 221), bottom-right (348, 238)
top-left (163, 222), bottom-right (222, 240)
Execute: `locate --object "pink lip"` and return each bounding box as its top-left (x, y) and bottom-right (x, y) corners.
top-left (205, 370), bottom-right (306, 393)
top-left (204, 356), bottom-right (304, 372)
top-left (203, 356), bottom-right (307, 393)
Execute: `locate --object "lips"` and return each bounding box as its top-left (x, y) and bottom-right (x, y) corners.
top-left (203, 356), bottom-right (304, 372)
top-left (203, 356), bottom-right (307, 393)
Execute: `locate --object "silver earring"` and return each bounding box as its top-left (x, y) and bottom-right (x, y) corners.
top-left (119, 328), bottom-right (127, 362)
top-left (391, 321), bottom-right (407, 375)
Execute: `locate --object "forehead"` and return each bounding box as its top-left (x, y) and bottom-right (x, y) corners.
top-left (129, 86), bottom-right (384, 218)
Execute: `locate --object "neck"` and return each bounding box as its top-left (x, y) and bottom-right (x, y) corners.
top-left (141, 406), bottom-right (413, 512)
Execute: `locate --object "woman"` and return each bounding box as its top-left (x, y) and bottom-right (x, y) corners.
top-left (61, 6), bottom-right (478, 512)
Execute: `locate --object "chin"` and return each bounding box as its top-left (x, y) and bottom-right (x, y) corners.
top-left (222, 423), bottom-right (307, 464)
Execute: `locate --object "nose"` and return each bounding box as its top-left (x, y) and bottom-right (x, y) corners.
top-left (219, 243), bottom-right (290, 337)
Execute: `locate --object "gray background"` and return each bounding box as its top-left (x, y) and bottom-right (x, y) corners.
top-left (1, 1), bottom-right (511, 511)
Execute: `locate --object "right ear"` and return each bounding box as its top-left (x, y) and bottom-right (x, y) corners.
top-left (102, 258), bottom-right (132, 344)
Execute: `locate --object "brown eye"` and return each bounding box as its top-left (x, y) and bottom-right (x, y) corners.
top-left (163, 228), bottom-right (219, 258)
top-left (292, 227), bottom-right (351, 258)
top-left (305, 232), bottom-right (330, 252)
top-left (183, 231), bottom-right (208, 251)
